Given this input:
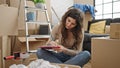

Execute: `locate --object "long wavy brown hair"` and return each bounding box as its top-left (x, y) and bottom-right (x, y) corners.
top-left (59, 8), bottom-right (84, 50)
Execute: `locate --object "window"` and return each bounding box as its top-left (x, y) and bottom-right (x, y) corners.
top-left (94, 0), bottom-right (120, 19)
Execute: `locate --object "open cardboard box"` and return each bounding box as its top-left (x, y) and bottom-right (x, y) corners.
top-left (5, 59), bottom-right (81, 68)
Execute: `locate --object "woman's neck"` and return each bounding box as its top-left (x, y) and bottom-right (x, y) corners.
top-left (67, 30), bottom-right (73, 38)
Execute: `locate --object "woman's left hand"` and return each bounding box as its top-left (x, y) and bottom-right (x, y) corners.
top-left (53, 45), bottom-right (66, 53)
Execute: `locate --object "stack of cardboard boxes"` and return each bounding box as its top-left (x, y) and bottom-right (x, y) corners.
top-left (91, 23), bottom-right (120, 68)
top-left (0, 0), bottom-right (50, 68)
top-left (0, 3), bottom-right (18, 68)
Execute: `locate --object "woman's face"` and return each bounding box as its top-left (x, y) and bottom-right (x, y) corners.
top-left (65, 17), bottom-right (77, 30)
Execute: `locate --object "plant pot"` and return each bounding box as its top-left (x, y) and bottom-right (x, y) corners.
top-left (35, 3), bottom-right (45, 9)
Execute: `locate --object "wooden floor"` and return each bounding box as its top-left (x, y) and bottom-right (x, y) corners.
top-left (83, 62), bottom-right (91, 68)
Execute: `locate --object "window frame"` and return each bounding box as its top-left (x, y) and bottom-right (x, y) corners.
top-left (94, 0), bottom-right (120, 19)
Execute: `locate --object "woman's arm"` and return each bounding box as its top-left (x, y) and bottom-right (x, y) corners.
top-left (46, 24), bottom-right (60, 45)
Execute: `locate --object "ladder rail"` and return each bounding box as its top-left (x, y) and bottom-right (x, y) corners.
top-left (24, 0), bottom-right (30, 52)
top-left (44, 6), bottom-right (52, 32)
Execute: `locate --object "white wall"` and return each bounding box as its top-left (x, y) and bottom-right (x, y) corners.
top-left (51, 0), bottom-right (74, 25)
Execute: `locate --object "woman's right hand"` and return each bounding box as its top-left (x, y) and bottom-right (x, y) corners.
top-left (47, 41), bottom-right (58, 46)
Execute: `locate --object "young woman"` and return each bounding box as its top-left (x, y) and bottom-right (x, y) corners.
top-left (36, 8), bottom-right (90, 67)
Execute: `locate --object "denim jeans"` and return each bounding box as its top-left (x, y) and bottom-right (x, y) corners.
top-left (36, 48), bottom-right (90, 67)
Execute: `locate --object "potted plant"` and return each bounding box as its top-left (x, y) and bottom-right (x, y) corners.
top-left (33, 0), bottom-right (45, 9)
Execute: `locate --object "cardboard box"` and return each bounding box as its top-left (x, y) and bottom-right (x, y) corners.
top-left (105, 25), bottom-right (110, 34)
top-left (110, 23), bottom-right (120, 39)
top-left (16, 37), bottom-right (48, 52)
top-left (5, 59), bottom-right (22, 68)
top-left (92, 37), bottom-right (120, 68)
top-left (0, 0), bottom-right (6, 4)
top-left (5, 60), bottom-right (81, 68)
top-left (0, 5), bottom-right (18, 35)
top-left (74, 0), bottom-right (93, 31)
top-left (84, 13), bottom-right (92, 31)
top-left (74, 0), bottom-right (93, 5)
top-left (0, 49), bottom-right (2, 68)
top-left (18, 29), bottom-right (37, 37)
top-left (0, 36), bottom-right (12, 68)
top-left (19, 41), bottom-right (47, 52)
top-left (0, 37), bottom-right (2, 68)
top-left (52, 63), bottom-right (81, 68)
top-left (5, 54), bottom-right (37, 68)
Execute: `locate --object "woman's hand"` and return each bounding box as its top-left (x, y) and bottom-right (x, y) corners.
top-left (53, 45), bottom-right (66, 53)
top-left (47, 41), bottom-right (58, 46)
top-left (47, 41), bottom-right (66, 53)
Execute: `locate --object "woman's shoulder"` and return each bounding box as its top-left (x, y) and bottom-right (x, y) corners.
top-left (52, 23), bottom-right (61, 33)
top-left (52, 23), bottom-right (60, 30)
top-left (53, 23), bottom-right (60, 28)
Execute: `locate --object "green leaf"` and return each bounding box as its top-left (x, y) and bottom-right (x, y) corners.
top-left (33, 0), bottom-right (45, 4)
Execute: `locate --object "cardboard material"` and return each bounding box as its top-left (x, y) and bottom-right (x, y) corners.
top-left (5, 59), bottom-right (81, 68)
top-left (18, 37), bottom-right (48, 42)
top-left (18, 29), bottom-right (37, 37)
top-left (16, 37), bottom-right (48, 52)
top-left (10, 0), bottom-right (24, 30)
top-left (4, 48), bottom-right (37, 68)
top-left (74, 0), bottom-right (93, 31)
top-left (0, 5), bottom-right (18, 35)
top-left (5, 56), bottom-right (35, 68)
top-left (4, 53), bottom-right (37, 68)
top-left (0, 36), bottom-right (11, 68)
top-left (0, 49), bottom-right (2, 68)
top-left (0, 37), bottom-right (2, 68)
top-left (110, 23), bottom-right (120, 39)
top-left (19, 41), bottom-right (47, 52)
top-left (5, 59), bottom-right (22, 68)
top-left (74, 0), bottom-right (93, 5)
top-left (92, 37), bottom-right (120, 68)
top-left (52, 63), bottom-right (81, 68)
top-left (105, 25), bottom-right (110, 34)
top-left (84, 13), bottom-right (92, 31)
top-left (0, 0), bottom-right (6, 4)
top-left (0, 36), bottom-right (2, 50)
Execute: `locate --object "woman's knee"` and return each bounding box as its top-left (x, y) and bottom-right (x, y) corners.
top-left (79, 51), bottom-right (91, 67)
top-left (36, 49), bottom-right (47, 58)
top-left (82, 51), bottom-right (91, 62)
top-left (82, 50), bottom-right (91, 57)
top-left (79, 50), bottom-right (91, 60)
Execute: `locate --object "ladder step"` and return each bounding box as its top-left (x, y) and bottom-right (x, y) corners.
top-left (27, 35), bottom-right (50, 38)
top-left (25, 6), bottom-right (46, 11)
top-left (28, 50), bottom-right (37, 53)
top-left (26, 21), bottom-right (50, 25)
top-left (18, 37), bottom-right (46, 42)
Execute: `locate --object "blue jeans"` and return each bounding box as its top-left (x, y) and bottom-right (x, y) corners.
top-left (36, 48), bottom-right (90, 67)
